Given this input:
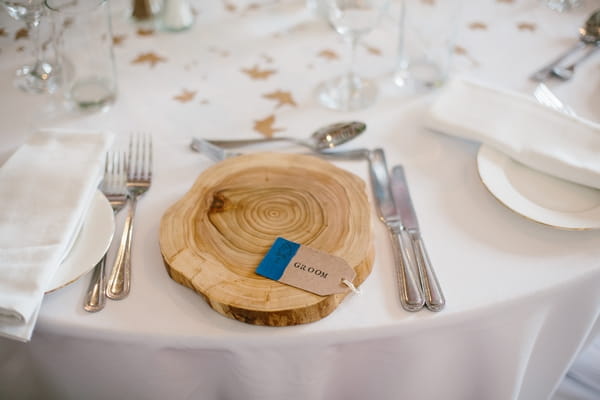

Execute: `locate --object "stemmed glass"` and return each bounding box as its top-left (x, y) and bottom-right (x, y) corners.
top-left (317, 0), bottom-right (389, 111)
top-left (1, 0), bottom-right (61, 93)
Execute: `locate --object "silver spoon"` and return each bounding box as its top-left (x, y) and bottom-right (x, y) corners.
top-left (531, 8), bottom-right (600, 82)
top-left (205, 121), bottom-right (366, 152)
top-left (551, 44), bottom-right (600, 80)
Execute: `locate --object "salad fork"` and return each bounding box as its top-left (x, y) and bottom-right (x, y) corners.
top-left (84, 152), bottom-right (128, 312)
top-left (106, 134), bottom-right (153, 300)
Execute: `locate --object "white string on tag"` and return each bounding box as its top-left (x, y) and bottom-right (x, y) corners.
top-left (341, 278), bottom-right (361, 295)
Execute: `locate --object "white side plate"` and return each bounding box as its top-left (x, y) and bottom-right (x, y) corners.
top-left (477, 145), bottom-right (600, 230)
top-left (45, 191), bottom-right (115, 293)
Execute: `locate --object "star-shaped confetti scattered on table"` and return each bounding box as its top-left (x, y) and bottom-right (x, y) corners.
top-left (15, 28), bottom-right (28, 40)
top-left (223, 0), bottom-right (236, 12)
top-left (318, 49), bottom-right (339, 60)
top-left (174, 89), bottom-right (197, 103)
top-left (263, 90), bottom-right (297, 108)
top-left (469, 22), bottom-right (487, 30)
top-left (254, 115), bottom-right (284, 138)
top-left (241, 65), bottom-right (277, 80)
top-left (0, 28), bottom-right (7, 37)
top-left (363, 44), bottom-right (382, 56)
top-left (517, 22), bottom-right (536, 32)
top-left (112, 34), bottom-right (126, 46)
top-left (454, 45), bottom-right (480, 67)
top-left (137, 28), bottom-right (155, 36)
top-left (132, 52), bottom-right (167, 68)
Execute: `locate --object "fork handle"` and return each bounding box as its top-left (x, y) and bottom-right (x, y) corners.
top-left (83, 255), bottom-right (107, 312)
top-left (106, 197), bottom-right (136, 300)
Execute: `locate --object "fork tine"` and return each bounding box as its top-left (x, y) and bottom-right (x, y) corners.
top-left (128, 134), bottom-right (152, 180)
top-left (147, 135), bottom-right (153, 180)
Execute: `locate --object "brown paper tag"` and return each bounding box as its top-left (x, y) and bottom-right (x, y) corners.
top-left (256, 237), bottom-right (357, 296)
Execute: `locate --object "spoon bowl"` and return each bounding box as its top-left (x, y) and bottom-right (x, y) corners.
top-left (207, 121), bottom-right (366, 152)
top-left (580, 9), bottom-right (600, 44)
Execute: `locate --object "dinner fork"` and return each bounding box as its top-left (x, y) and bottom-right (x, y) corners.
top-left (84, 152), bottom-right (128, 312)
top-left (106, 134), bottom-right (153, 300)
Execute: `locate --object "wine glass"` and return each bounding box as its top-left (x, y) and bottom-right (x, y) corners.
top-left (317, 0), bottom-right (389, 111)
top-left (1, 0), bottom-right (61, 93)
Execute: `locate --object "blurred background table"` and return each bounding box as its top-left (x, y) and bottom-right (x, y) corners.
top-left (1, 1), bottom-right (599, 399)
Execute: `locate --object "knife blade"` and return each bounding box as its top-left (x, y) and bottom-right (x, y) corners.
top-left (368, 149), bottom-right (424, 312)
top-left (391, 165), bottom-right (445, 312)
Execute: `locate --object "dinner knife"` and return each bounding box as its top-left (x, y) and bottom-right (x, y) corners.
top-left (390, 165), bottom-right (445, 312)
top-left (368, 149), bottom-right (425, 312)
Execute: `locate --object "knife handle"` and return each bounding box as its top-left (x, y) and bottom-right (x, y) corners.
top-left (409, 231), bottom-right (445, 312)
top-left (389, 225), bottom-right (425, 312)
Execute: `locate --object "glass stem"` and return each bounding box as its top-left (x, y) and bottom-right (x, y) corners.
top-left (346, 35), bottom-right (359, 93)
top-left (27, 19), bottom-right (43, 77)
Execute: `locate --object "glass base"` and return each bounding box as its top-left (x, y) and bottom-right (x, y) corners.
top-left (14, 62), bottom-right (61, 94)
top-left (317, 74), bottom-right (378, 111)
top-left (68, 77), bottom-right (116, 112)
top-left (394, 60), bottom-right (446, 90)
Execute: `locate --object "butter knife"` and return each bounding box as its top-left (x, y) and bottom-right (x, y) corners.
top-left (391, 165), bottom-right (445, 312)
top-left (368, 149), bottom-right (424, 312)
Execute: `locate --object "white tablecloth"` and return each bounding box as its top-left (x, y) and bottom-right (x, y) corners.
top-left (1, 1), bottom-right (600, 399)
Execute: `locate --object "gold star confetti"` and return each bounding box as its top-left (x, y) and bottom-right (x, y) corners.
top-left (241, 65), bottom-right (277, 80)
top-left (454, 45), bottom-right (480, 67)
top-left (223, 0), bottom-right (236, 12)
top-left (0, 28), bottom-right (7, 37)
top-left (469, 22), bottom-right (488, 30)
top-left (137, 28), bottom-right (155, 36)
top-left (112, 34), bottom-right (126, 46)
top-left (517, 22), bottom-right (536, 31)
top-left (364, 44), bottom-right (382, 56)
top-left (63, 18), bottom-right (74, 29)
top-left (15, 28), bottom-right (28, 40)
top-left (132, 52), bottom-right (167, 68)
top-left (263, 90), bottom-right (297, 108)
top-left (254, 115), bottom-right (284, 138)
top-left (174, 89), bottom-right (197, 103)
top-left (318, 49), bottom-right (339, 60)
top-left (454, 46), bottom-right (467, 55)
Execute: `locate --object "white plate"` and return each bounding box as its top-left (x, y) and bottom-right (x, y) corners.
top-left (45, 191), bottom-right (115, 293)
top-left (476, 145), bottom-right (600, 230)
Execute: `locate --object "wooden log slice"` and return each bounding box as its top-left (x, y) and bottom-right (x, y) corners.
top-left (159, 152), bottom-right (374, 326)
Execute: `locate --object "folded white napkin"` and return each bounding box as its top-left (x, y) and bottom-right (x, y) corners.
top-left (0, 130), bottom-right (113, 341)
top-left (426, 78), bottom-right (600, 189)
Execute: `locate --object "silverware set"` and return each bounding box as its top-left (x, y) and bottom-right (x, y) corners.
top-left (530, 8), bottom-right (600, 82)
top-left (369, 149), bottom-right (444, 312)
top-left (84, 134), bottom-right (153, 312)
top-left (190, 134), bottom-right (446, 312)
top-left (84, 152), bottom-right (128, 312)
